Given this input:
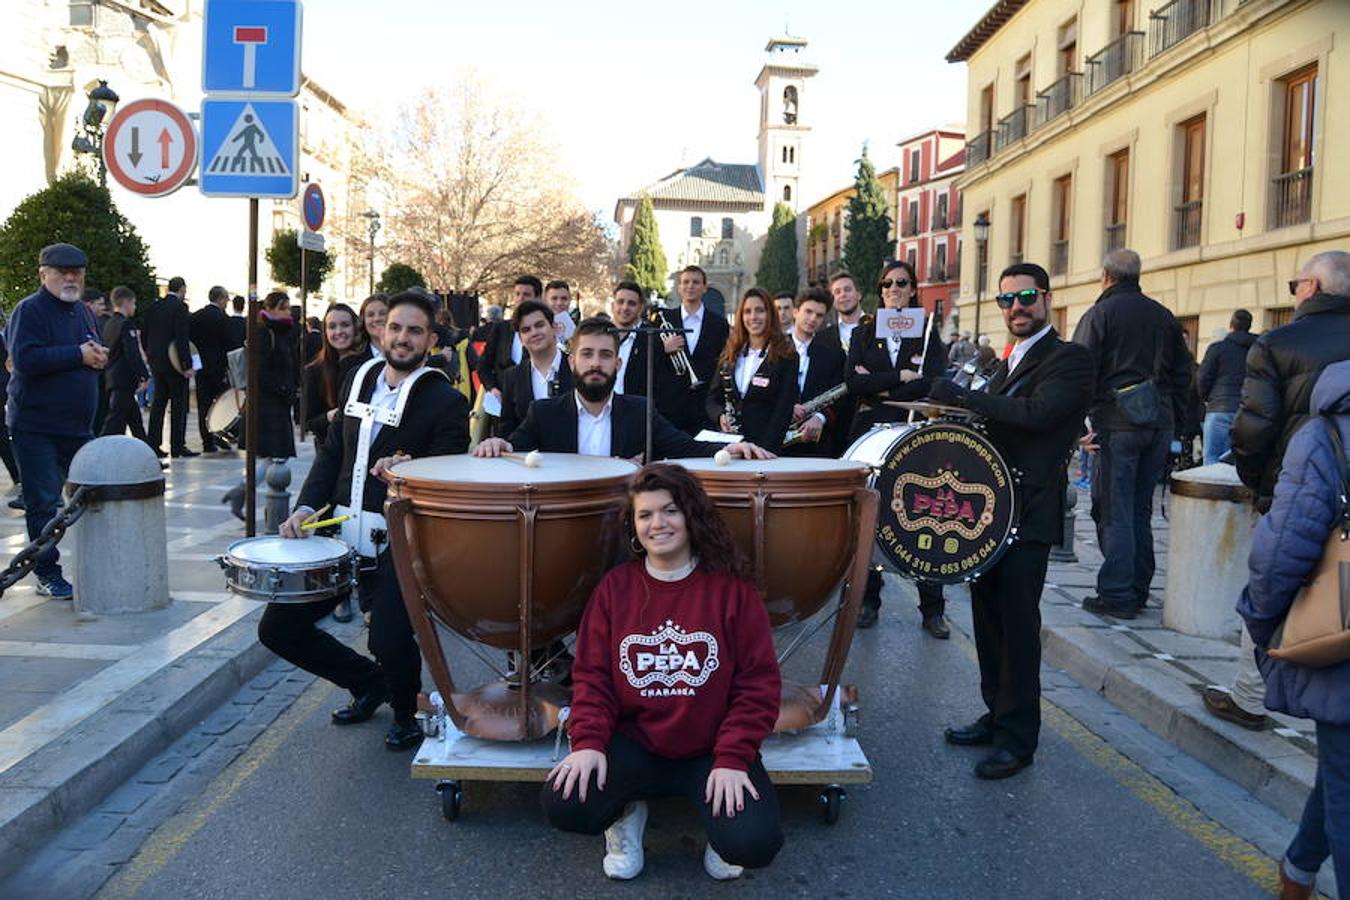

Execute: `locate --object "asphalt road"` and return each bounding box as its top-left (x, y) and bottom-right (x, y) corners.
top-left (71, 582), bottom-right (1284, 900)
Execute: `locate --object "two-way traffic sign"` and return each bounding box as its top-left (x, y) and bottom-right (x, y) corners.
top-left (198, 99), bottom-right (298, 198)
top-left (102, 99), bottom-right (198, 197)
top-left (202, 0), bottom-right (303, 97)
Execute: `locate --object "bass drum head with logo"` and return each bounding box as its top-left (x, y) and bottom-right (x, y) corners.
top-left (871, 421), bottom-right (1016, 584)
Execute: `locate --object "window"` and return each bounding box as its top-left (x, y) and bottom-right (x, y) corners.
top-left (1113, 0), bottom-right (1136, 38)
top-left (782, 146), bottom-right (789, 163)
top-left (1177, 315), bottom-right (1199, 357)
top-left (979, 84), bottom-right (995, 133)
top-left (1106, 149), bottom-right (1130, 250)
top-left (935, 194), bottom-right (949, 229)
top-left (934, 243), bottom-right (948, 282)
top-left (907, 201), bottom-right (920, 237)
top-left (782, 185), bottom-right (792, 202)
top-left (1272, 64), bottom-right (1317, 228)
top-left (783, 85), bottom-right (798, 125)
top-left (1015, 54), bottom-right (1033, 107)
top-left (789, 146), bottom-right (795, 163)
top-left (1051, 175), bottom-right (1072, 275)
top-left (718, 248), bottom-right (729, 266)
top-left (721, 217), bottom-right (733, 240)
top-left (906, 247), bottom-right (917, 273)
top-left (909, 150), bottom-right (920, 183)
top-left (1266, 306), bottom-right (1294, 329)
top-left (1009, 193), bottom-right (1026, 265)
top-left (690, 216), bottom-right (703, 238)
top-left (69, 1), bottom-right (96, 26)
top-left (1175, 115), bottom-right (1205, 248)
top-left (1058, 17), bottom-right (1078, 76)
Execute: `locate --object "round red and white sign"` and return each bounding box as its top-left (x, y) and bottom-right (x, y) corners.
top-left (103, 99), bottom-right (198, 198)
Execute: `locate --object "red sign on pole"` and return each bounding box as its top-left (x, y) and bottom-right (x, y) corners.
top-left (102, 98), bottom-right (198, 198)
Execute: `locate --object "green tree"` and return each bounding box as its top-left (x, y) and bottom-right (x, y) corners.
top-left (623, 194), bottom-right (667, 299)
top-left (842, 147), bottom-right (892, 312)
top-left (266, 229), bottom-right (335, 294)
top-left (0, 171), bottom-right (156, 315)
top-left (376, 262), bottom-right (426, 294)
top-left (755, 201), bottom-right (799, 295)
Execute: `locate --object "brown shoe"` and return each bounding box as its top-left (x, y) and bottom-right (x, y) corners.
top-left (1201, 686), bottom-right (1269, 731)
top-left (1279, 864), bottom-right (1313, 900)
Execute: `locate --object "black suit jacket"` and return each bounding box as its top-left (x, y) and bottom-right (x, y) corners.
top-left (142, 293), bottom-right (191, 374)
top-left (297, 364), bottom-right (470, 514)
top-left (508, 392), bottom-right (724, 460)
top-left (227, 315), bottom-right (247, 349)
top-left (474, 320), bottom-right (520, 393)
top-left (787, 336), bottom-right (848, 456)
top-left (616, 329), bottom-right (651, 396)
top-left (189, 303), bottom-right (233, 377)
top-left (498, 352), bottom-right (575, 438)
top-left (704, 353), bottom-right (797, 453)
top-left (845, 307), bottom-right (945, 434)
top-left (957, 330), bottom-right (1094, 544)
top-left (651, 304), bottom-right (729, 434)
top-left (102, 313), bottom-right (149, 390)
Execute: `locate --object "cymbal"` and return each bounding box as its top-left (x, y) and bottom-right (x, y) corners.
top-left (882, 400), bottom-right (975, 420)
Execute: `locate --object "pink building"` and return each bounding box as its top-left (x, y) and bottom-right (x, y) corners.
top-left (895, 128), bottom-right (965, 322)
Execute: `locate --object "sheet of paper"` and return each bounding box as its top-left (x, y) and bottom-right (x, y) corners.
top-left (693, 429), bottom-right (741, 444)
top-left (555, 314), bottom-right (576, 342)
top-left (875, 308), bottom-right (926, 340)
top-left (190, 353), bottom-right (203, 371)
top-left (482, 391), bottom-right (502, 417)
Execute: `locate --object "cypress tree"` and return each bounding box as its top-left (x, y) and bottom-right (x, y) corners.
top-left (755, 202), bottom-right (799, 295)
top-left (842, 147), bottom-right (892, 312)
top-left (624, 194), bottom-right (668, 299)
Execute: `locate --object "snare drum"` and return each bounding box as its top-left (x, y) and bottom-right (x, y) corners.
top-left (217, 535), bottom-right (357, 603)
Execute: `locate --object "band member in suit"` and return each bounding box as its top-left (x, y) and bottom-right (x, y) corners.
top-left (818, 270), bottom-right (869, 446)
top-left (474, 318), bottom-right (771, 462)
top-left (189, 286), bottom-right (238, 453)
top-left (610, 281), bottom-right (648, 396)
top-left (100, 286), bottom-right (153, 447)
top-left (544, 279), bottom-right (580, 344)
top-left (704, 289), bottom-right (796, 453)
top-left (142, 276), bottom-right (193, 458)
top-left (498, 300), bottom-right (574, 437)
top-left (476, 275), bottom-right (543, 401)
top-left (276, 291), bottom-right (470, 751)
top-left (928, 262), bottom-right (1094, 779)
top-left (783, 287), bottom-right (846, 457)
top-left (653, 266), bottom-right (729, 435)
top-left (773, 291), bottom-right (795, 339)
top-left (845, 260), bottom-right (950, 634)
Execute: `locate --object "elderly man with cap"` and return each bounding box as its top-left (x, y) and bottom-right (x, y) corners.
top-left (6, 243), bottom-right (108, 599)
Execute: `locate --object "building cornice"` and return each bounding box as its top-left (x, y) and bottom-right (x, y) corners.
top-left (946, 0), bottom-right (1030, 63)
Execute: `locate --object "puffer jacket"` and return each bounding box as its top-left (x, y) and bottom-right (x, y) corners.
top-left (1231, 293), bottom-right (1350, 511)
top-left (1236, 360), bottom-right (1350, 723)
top-left (1196, 330), bottom-right (1256, 414)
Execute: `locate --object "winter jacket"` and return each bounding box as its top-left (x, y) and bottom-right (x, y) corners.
top-left (1236, 360), bottom-right (1350, 724)
top-left (1196, 330), bottom-right (1256, 414)
top-left (1231, 292), bottom-right (1350, 511)
top-left (6, 286), bottom-right (102, 436)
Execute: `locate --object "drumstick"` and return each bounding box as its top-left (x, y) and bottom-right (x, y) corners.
top-left (301, 504), bottom-right (332, 526)
top-left (501, 451), bottom-right (542, 468)
top-left (302, 515), bottom-right (351, 530)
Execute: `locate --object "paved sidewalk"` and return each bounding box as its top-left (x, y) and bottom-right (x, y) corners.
top-left (0, 445), bottom-right (314, 878)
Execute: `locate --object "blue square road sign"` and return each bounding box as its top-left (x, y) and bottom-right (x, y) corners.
top-left (203, 0), bottom-right (302, 97)
top-left (198, 98), bottom-right (298, 198)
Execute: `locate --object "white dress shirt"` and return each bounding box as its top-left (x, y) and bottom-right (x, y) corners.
top-left (366, 368), bottom-right (402, 443)
top-left (887, 335), bottom-right (903, 369)
top-left (735, 348), bottom-right (765, 397)
top-left (838, 319), bottom-right (859, 352)
top-left (576, 391), bottom-right (614, 456)
top-left (616, 333), bottom-right (636, 393)
top-left (793, 337), bottom-right (825, 426)
top-left (681, 303), bottom-right (705, 355)
top-left (528, 348), bottom-right (562, 400)
top-left (510, 332), bottom-right (523, 365)
top-left (1006, 324), bottom-right (1053, 375)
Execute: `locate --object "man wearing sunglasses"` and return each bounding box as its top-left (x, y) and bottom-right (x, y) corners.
top-left (927, 262), bottom-right (1093, 779)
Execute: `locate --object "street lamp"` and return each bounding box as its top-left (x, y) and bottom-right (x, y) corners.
top-left (972, 212), bottom-right (990, 342)
top-left (360, 210), bottom-right (381, 295)
top-left (70, 80), bottom-right (120, 187)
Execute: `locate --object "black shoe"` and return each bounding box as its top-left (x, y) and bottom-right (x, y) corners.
top-left (857, 603), bottom-right (879, 630)
top-left (331, 683), bottom-right (388, 725)
top-left (7, 493), bottom-right (24, 511)
top-left (1082, 595), bottom-right (1137, 620)
top-left (974, 748), bottom-right (1034, 780)
top-left (171, 448), bottom-right (199, 458)
top-left (944, 719), bottom-right (994, 746)
top-left (922, 615), bottom-right (951, 639)
top-left (384, 716), bottom-right (423, 751)
top-left (153, 448), bottom-right (168, 459)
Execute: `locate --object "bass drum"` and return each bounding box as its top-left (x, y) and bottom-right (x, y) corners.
top-left (844, 421), bottom-right (1017, 584)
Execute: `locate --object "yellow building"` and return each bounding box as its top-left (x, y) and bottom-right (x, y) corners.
top-left (804, 167), bottom-right (899, 286)
top-left (947, 0), bottom-right (1350, 353)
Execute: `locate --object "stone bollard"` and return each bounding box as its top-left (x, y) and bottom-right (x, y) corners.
top-left (1049, 479), bottom-right (1078, 563)
top-left (1163, 463), bottom-right (1257, 638)
top-left (67, 436), bottom-right (170, 614)
top-left (263, 458), bottom-right (292, 535)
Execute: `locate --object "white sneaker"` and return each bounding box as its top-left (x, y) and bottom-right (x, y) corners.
top-left (703, 844), bottom-right (744, 881)
top-left (602, 801), bottom-right (648, 880)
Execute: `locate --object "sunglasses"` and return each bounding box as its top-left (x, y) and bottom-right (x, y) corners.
top-left (1288, 277), bottom-right (1315, 296)
top-left (879, 278), bottom-right (911, 290)
top-left (994, 289), bottom-right (1042, 309)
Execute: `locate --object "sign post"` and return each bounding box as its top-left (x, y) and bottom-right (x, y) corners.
top-left (296, 182), bottom-right (324, 437)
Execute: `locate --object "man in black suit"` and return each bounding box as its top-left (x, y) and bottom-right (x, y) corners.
top-left (277, 291), bottom-right (469, 751)
top-left (653, 265), bottom-right (729, 435)
top-left (475, 318), bottom-right (771, 462)
top-left (476, 274), bottom-right (542, 405)
top-left (142, 275), bottom-right (194, 457)
top-left (189, 286), bottom-right (236, 453)
top-left (929, 262), bottom-right (1094, 779)
top-left (784, 287), bottom-right (846, 457)
top-left (227, 295), bottom-right (247, 349)
top-left (818, 270), bottom-right (869, 451)
top-left (100, 286), bottom-right (153, 447)
top-left (498, 300), bottom-right (574, 437)
top-left (610, 281), bottom-right (649, 396)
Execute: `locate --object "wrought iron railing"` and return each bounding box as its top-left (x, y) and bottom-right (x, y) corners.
top-left (1037, 73), bottom-right (1082, 127)
top-left (1104, 222), bottom-right (1127, 252)
top-left (1150, 0), bottom-right (1213, 57)
top-left (930, 266), bottom-right (948, 283)
top-left (996, 105), bottom-right (1035, 151)
top-left (1086, 31), bottom-right (1145, 96)
top-left (967, 131), bottom-right (992, 167)
top-left (1051, 240), bottom-right (1070, 276)
top-left (1173, 200), bottom-right (1202, 249)
top-left (1270, 167), bottom-right (1313, 229)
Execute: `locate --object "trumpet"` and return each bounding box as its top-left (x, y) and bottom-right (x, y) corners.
top-left (719, 361), bottom-right (741, 434)
top-left (650, 307), bottom-right (703, 389)
top-left (783, 383), bottom-right (849, 446)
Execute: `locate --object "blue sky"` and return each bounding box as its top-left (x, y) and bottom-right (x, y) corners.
top-left (305, 0), bottom-right (992, 217)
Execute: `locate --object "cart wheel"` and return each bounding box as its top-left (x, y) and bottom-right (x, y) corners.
top-left (436, 780), bottom-right (463, 821)
top-left (819, 786), bottom-right (846, 825)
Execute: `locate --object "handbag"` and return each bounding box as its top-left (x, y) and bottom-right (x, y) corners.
top-left (1266, 417), bottom-right (1350, 667)
top-left (1114, 379), bottom-right (1160, 426)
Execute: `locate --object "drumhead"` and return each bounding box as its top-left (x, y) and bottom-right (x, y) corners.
top-left (226, 535), bottom-right (349, 565)
top-left (207, 391), bottom-right (244, 431)
top-left (392, 453), bottom-right (638, 485)
top-left (674, 457), bottom-right (869, 475)
top-left (843, 424), bottom-right (921, 469)
top-left (871, 421), bottom-right (1017, 584)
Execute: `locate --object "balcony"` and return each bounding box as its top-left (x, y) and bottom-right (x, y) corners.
top-left (1086, 31), bottom-right (1144, 96)
top-left (1270, 167), bottom-right (1313, 229)
top-left (1173, 200), bottom-right (1202, 249)
top-left (1104, 222), bottom-right (1127, 252)
top-left (930, 266), bottom-right (948, 283)
top-left (1051, 240), bottom-right (1070, 276)
top-left (995, 105), bottom-right (1035, 151)
top-left (1150, 0), bottom-right (1213, 57)
top-left (967, 130), bottom-right (992, 167)
top-left (1036, 73), bottom-right (1082, 127)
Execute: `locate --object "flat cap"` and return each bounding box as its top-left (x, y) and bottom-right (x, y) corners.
top-left (39, 243), bottom-right (89, 268)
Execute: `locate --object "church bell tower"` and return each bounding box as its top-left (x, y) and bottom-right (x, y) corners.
top-left (756, 36), bottom-right (817, 213)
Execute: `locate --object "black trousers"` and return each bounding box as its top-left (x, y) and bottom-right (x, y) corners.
top-left (195, 369), bottom-right (228, 451)
top-left (148, 369), bottom-right (190, 453)
top-left (257, 551), bottom-right (422, 717)
top-left (541, 732), bottom-right (783, 869)
top-left (101, 388), bottom-right (151, 444)
top-left (862, 568), bottom-right (945, 617)
top-left (0, 402), bottom-right (17, 483)
top-left (969, 540), bottom-right (1051, 759)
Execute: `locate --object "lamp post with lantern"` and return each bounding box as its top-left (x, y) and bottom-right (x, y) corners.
top-left (361, 210), bottom-right (381, 295)
top-left (972, 212), bottom-right (990, 342)
top-left (70, 80), bottom-right (120, 187)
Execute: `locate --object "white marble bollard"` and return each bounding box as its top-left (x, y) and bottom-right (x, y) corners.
top-left (68, 436), bottom-right (170, 614)
top-left (1163, 463), bottom-right (1257, 639)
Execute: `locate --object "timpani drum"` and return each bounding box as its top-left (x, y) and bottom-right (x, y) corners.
top-left (385, 453), bottom-right (637, 741)
top-left (216, 535), bottom-right (357, 603)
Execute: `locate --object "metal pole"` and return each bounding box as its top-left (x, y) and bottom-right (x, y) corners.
top-left (974, 242), bottom-right (986, 343)
top-left (298, 245), bottom-right (308, 439)
top-left (368, 230), bottom-right (375, 296)
top-left (644, 324), bottom-right (655, 465)
top-left (245, 199), bottom-right (260, 537)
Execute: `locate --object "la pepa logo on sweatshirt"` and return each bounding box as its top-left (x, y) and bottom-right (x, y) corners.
top-left (619, 620), bottom-right (720, 696)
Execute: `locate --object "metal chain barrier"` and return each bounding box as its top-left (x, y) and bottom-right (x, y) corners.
top-left (0, 485), bottom-right (91, 596)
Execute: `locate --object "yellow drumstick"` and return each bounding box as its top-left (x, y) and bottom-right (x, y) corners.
top-left (301, 515), bottom-right (352, 530)
top-left (300, 503), bottom-right (332, 526)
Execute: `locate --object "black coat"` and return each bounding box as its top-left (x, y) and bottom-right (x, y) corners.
top-left (141, 293), bottom-right (191, 374)
top-left (651, 304), bottom-right (730, 435)
top-left (474, 320), bottom-right (519, 393)
top-left (227, 314), bottom-right (247, 349)
top-left (498, 352), bottom-right (575, 438)
top-left (1196, 330), bottom-right (1256, 414)
top-left (955, 331), bottom-right (1094, 544)
top-left (297, 363), bottom-right (469, 515)
top-left (844, 306), bottom-right (945, 435)
top-left (1232, 292), bottom-right (1350, 509)
top-left (793, 335), bottom-right (848, 455)
top-left (704, 352), bottom-right (798, 453)
top-left (102, 312), bottom-right (149, 390)
top-left (250, 317), bottom-right (298, 459)
top-left (616, 329), bottom-right (652, 397)
top-left (189, 303), bottom-right (234, 377)
top-left (1070, 280), bottom-right (1193, 433)
top-left (507, 392), bottom-right (725, 460)
top-left (301, 346), bottom-right (374, 446)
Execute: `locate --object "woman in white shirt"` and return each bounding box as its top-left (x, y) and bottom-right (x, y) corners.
top-left (705, 288), bottom-right (797, 453)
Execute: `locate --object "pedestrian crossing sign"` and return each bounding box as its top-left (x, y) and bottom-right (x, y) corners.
top-left (198, 98), bottom-right (298, 198)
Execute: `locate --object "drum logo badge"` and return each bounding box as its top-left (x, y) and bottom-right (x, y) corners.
top-left (619, 620), bottom-right (719, 694)
top-left (893, 467), bottom-right (996, 542)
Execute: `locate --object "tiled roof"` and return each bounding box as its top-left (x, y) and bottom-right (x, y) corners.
top-left (947, 0), bottom-right (1030, 63)
top-left (625, 158), bottom-right (765, 207)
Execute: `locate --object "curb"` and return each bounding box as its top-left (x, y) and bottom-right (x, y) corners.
top-left (0, 606), bottom-right (272, 880)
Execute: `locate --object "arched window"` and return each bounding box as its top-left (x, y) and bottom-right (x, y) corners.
top-left (783, 184), bottom-right (792, 202)
top-left (718, 248), bottom-right (729, 266)
top-left (782, 146), bottom-right (789, 163)
top-left (783, 86), bottom-right (798, 125)
top-left (789, 146), bottom-right (795, 164)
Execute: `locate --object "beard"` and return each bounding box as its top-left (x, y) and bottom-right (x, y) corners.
top-left (575, 368), bottom-right (616, 402)
top-left (57, 286), bottom-right (81, 303)
top-left (1008, 311), bottom-right (1047, 337)
top-left (384, 345), bottom-right (424, 371)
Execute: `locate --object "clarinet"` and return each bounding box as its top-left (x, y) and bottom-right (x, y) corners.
top-left (783, 383), bottom-right (849, 446)
top-left (720, 360), bottom-right (741, 434)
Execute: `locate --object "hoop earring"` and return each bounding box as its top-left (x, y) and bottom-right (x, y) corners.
top-left (629, 535), bottom-right (644, 555)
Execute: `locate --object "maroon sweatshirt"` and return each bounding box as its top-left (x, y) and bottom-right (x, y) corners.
top-left (568, 561), bottom-right (781, 772)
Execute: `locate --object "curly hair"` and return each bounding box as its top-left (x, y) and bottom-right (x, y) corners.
top-left (625, 463), bottom-right (748, 579)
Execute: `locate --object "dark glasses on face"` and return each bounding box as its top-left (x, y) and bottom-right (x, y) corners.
top-left (879, 278), bottom-right (910, 290)
top-left (995, 289), bottom-right (1042, 309)
top-left (1288, 277), bottom-right (1315, 296)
